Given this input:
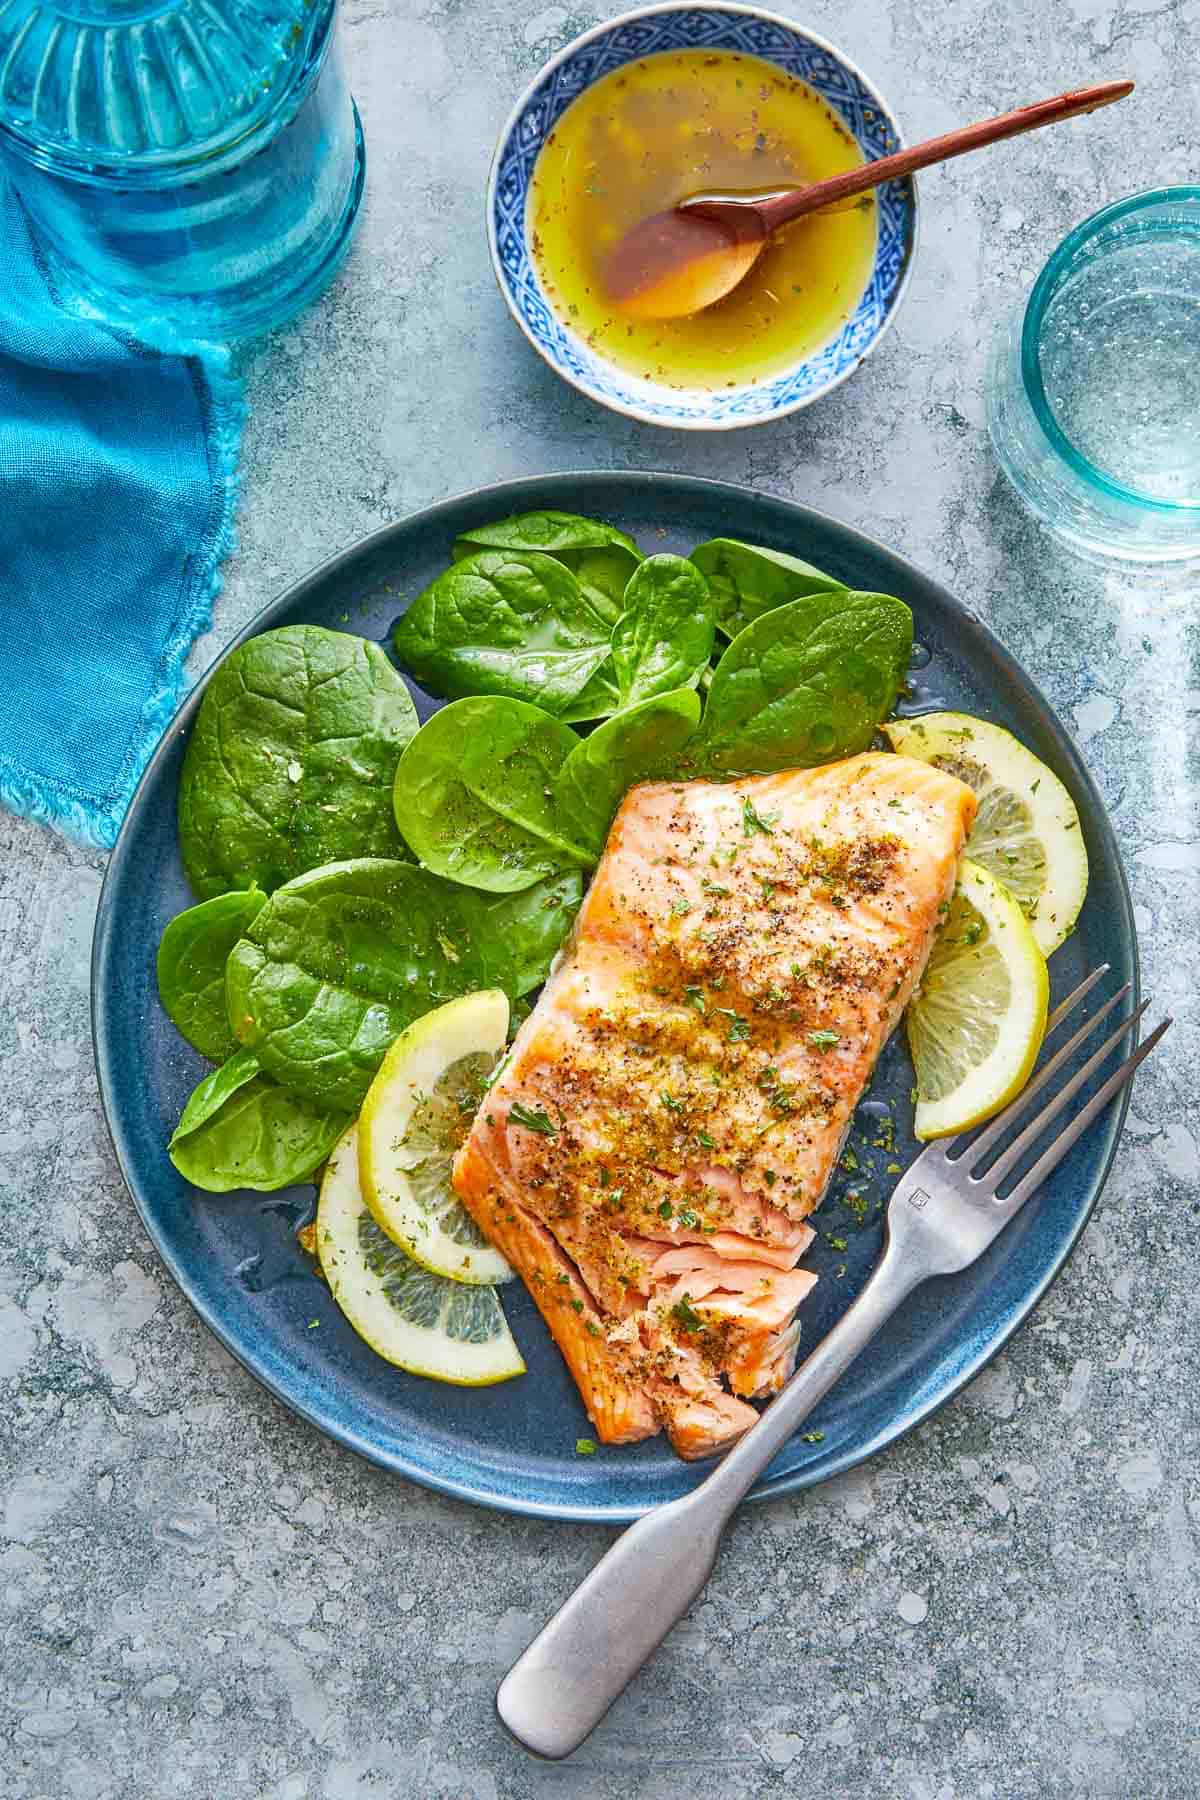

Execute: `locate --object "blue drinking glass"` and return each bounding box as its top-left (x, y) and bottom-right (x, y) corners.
top-left (986, 188), bottom-right (1200, 564)
top-left (0, 0), bottom-right (365, 343)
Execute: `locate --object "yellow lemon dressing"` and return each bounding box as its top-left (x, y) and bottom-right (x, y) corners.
top-left (529, 50), bottom-right (879, 390)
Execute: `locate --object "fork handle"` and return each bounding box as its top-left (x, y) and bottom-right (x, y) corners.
top-left (496, 1238), bottom-right (923, 1761)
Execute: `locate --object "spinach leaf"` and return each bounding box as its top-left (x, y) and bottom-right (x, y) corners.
top-left (393, 697), bottom-right (593, 893)
top-left (169, 1047), bottom-right (350, 1193)
top-left (611, 555), bottom-right (715, 710)
top-left (480, 870), bottom-right (583, 993)
top-left (225, 859), bottom-right (540, 1110)
top-left (393, 550), bottom-right (612, 714)
top-left (172, 1045), bottom-right (262, 1133)
top-left (690, 539), bottom-right (847, 638)
top-left (452, 512), bottom-right (642, 623)
top-left (695, 591), bottom-right (913, 774)
top-left (178, 626), bottom-right (419, 901)
top-left (569, 548), bottom-right (642, 624)
top-left (560, 660), bottom-right (621, 723)
top-left (554, 689), bottom-right (702, 855)
top-left (156, 887), bottom-right (267, 1061)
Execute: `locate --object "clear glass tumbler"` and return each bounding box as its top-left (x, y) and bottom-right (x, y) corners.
top-left (0, 0), bottom-right (365, 344)
top-left (986, 188), bottom-right (1200, 564)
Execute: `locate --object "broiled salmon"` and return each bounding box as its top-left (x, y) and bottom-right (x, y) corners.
top-left (453, 752), bottom-right (977, 1458)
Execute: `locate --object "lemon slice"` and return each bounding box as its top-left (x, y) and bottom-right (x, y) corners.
top-left (883, 712), bottom-right (1088, 955)
top-left (358, 989), bottom-right (513, 1285)
top-left (318, 1127), bottom-right (524, 1385)
top-left (907, 858), bottom-right (1049, 1139)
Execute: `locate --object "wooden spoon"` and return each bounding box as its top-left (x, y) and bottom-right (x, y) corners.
top-left (606, 79), bottom-right (1134, 320)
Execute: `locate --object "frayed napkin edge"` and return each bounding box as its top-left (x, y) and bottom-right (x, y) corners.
top-left (0, 345), bottom-right (245, 852)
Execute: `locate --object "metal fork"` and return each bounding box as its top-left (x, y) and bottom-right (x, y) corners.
top-left (497, 968), bottom-right (1170, 1761)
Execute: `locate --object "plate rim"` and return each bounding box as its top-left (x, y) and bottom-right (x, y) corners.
top-left (91, 470), bottom-right (1138, 1521)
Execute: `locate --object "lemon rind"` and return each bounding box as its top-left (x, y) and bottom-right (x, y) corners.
top-left (910, 859), bottom-right (1049, 1140)
top-left (318, 1127), bottom-right (524, 1385)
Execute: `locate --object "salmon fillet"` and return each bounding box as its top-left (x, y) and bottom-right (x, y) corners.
top-left (453, 751), bottom-right (977, 1458)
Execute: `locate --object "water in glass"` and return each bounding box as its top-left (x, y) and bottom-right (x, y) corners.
top-left (0, 0), bottom-right (364, 342)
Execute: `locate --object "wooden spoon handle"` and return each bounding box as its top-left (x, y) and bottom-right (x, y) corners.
top-left (757, 80), bottom-right (1135, 232)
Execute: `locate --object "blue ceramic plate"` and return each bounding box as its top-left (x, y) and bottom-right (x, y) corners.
top-left (92, 473), bottom-right (1136, 1522)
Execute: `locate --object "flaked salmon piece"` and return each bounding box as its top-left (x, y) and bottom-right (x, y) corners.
top-left (650, 1384), bottom-right (760, 1459)
top-left (622, 1231), bottom-right (816, 1290)
top-left (630, 1224), bottom-right (815, 1272)
top-left (703, 1225), bottom-right (816, 1268)
top-left (729, 1320), bottom-right (802, 1399)
top-left (640, 1241), bottom-right (813, 1289)
top-left (454, 752), bottom-right (977, 1459)
top-left (454, 1137), bottom-right (657, 1445)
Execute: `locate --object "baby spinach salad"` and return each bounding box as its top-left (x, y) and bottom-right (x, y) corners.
top-left (450, 509), bottom-right (641, 624)
top-left (178, 624), bottom-right (418, 898)
top-left (157, 886), bottom-right (266, 1061)
top-left (156, 512), bottom-right (911, 1194)
top-left (394, 530), bottom-right (910, 868)
top-left (225, 858), bottom-right (578, 1111)
top-left (168, 1048), bottom-right (350, 1194)
top-left (392, 697), bottom-right (593, 892)
top-left (690, 537), bottom-right (848, 639)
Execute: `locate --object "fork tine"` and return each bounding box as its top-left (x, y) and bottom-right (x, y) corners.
top-left (978, 998), bottom-right (1151, 1189)
top-left (1045, 963), bottom-right (1110, 1034)
top-left (957, 976), bottom-right (1131, 1167)
top-left (1000, 1018), bottom-right (1172, 1209)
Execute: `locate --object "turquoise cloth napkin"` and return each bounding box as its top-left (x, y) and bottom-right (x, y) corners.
top-left (0, 180), bottom-right (243, 848)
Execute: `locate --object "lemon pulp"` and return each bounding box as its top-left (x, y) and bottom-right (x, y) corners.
top-left (907, 859), bottom-right (1049, 1139)
top-left (884, 713), bottom-right (1088, 956)
top-left (358, 990), bottom-right (514, 1286)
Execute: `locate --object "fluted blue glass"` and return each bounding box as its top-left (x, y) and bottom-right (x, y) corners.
top-left (0, 0), bottom-right (364, 343)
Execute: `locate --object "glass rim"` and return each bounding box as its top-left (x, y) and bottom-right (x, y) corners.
top-left (1020, 185), bottom-right (1200, 514)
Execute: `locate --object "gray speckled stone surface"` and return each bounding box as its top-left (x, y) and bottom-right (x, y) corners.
top-left (3, 2), bottom-right (1199, 1794)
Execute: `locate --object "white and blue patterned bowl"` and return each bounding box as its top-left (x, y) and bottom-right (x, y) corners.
top-left (487, 1), bottom-right (918, 431)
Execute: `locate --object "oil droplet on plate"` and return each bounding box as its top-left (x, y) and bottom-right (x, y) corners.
top-left (857, 1098), bottom-right (892, 1122)
top-left (234, 1252), bottom-right (266, 1293)
top-left (232, 1193), bottom-right (318, 1295)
